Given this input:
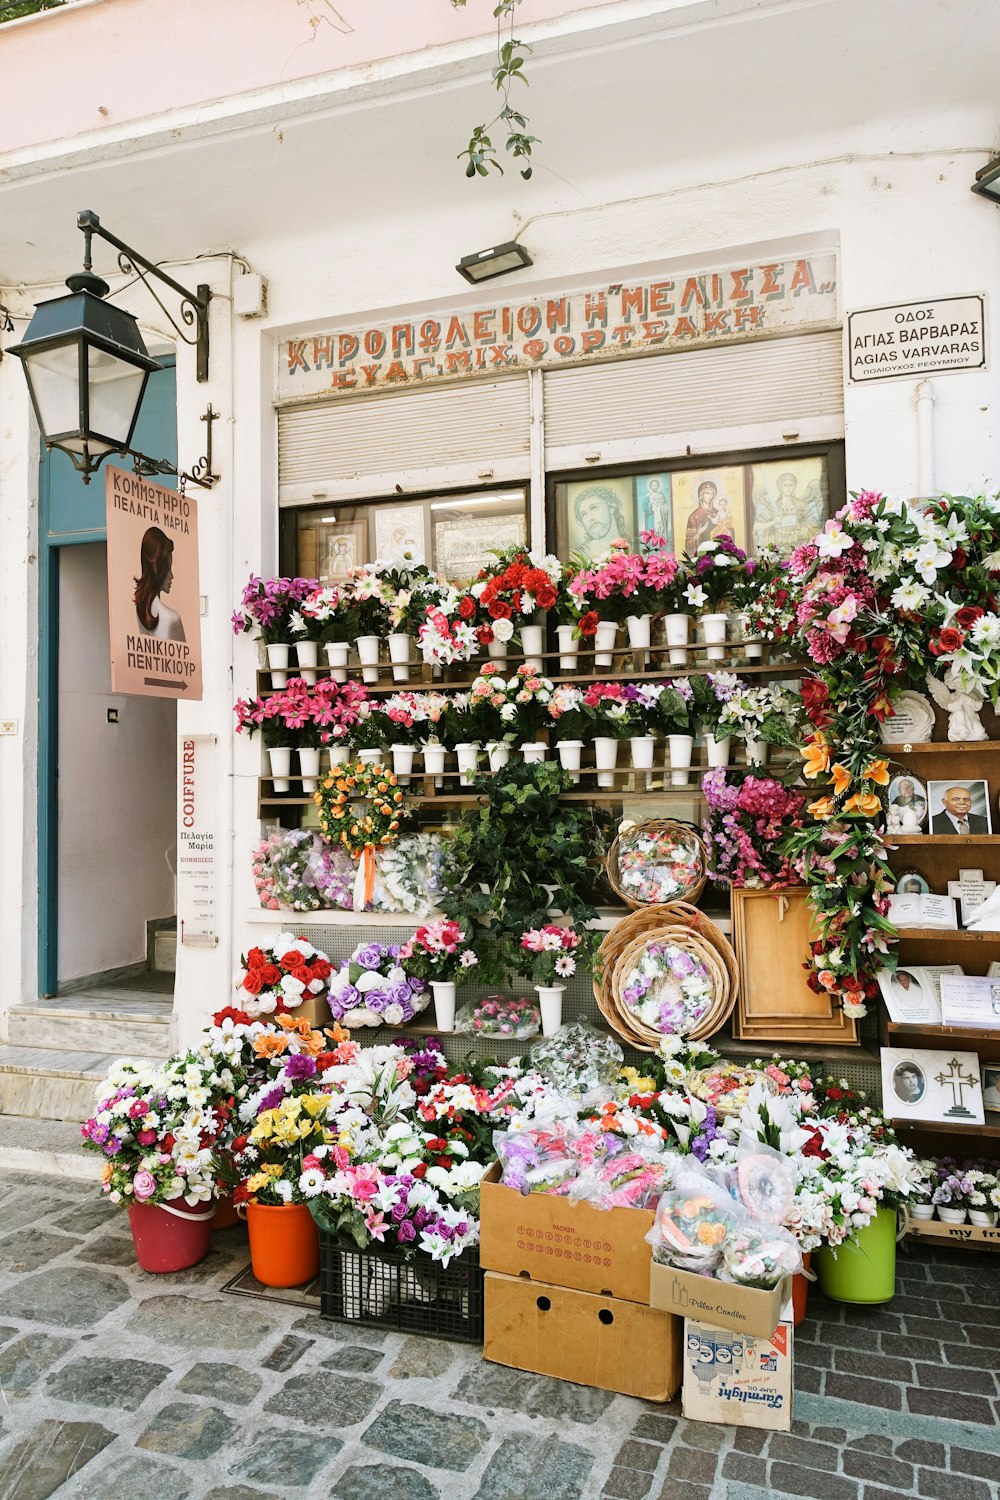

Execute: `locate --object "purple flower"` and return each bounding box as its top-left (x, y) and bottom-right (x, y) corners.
top-left (89, 1122), bottom-right (110, 1145)
top-left (412, 1206), bottom-right (432, 1231)
top-left (257, 1086), bottom-right (286, 1114)
top-left (103, 1139), bottom-right (122, 1156)
top-left (355, 944), bottom-right (385, 971)
top-left (366, 991), bottom-right (389, 1014)
top-left (397, 1219), bottom-right (417, 1243)
top-left (387, 982), bottom-right (412, 1006)
top-left (284, 1054), bottom-right (317, 1082)
top-left (339, 984), bottom-right (361, 1007)
top-left (398, 999), bottom-right (416, 1023)
top-left (391, 1201), bottom-right (409, 1223)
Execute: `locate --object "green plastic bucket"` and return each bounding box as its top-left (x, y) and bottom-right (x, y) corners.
top-left (813, 1206), bottom-right (898, 1304)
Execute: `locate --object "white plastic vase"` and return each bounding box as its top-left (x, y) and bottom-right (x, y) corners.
top-left (625, 613), bottom-right (652, 666)
top-left (266, 643), bottom-right (290, 688)
top-left (969, 1210), bottom-right (997, 1226)
top-left (555, 625), bottom-right (579, 672)
top-left (556, 740), bottom-right (584, 783)
top-left (390, 744), bottom-right (415, 784)
top-left (594, 619), bottom-right (619, 669)
top-left (355, 635), bottom-right (381, 684)
top-left (328, 743), bottom-right (351, 770)
top-left (432, 980), bottom-right (457, 1033)
top-left (909, 1203), bottom-right (935, 1221)
top-left (357, 748), bottom-right (383, 767)
top-left (455, 742), bottom-right (481, 785)
top-left (520, 741), bottom-right (548, 765)
top-left (298, 746), bottom-right (321, 793)
top-left (700, 612), bottom-right (729, 663)
top-left (705, 734), bottom-right (732, 769)
top-left (421, 741), bottom-right (446, 788)
top-left (593, 735), bottom-right (619, 789)
top-left (630, 735), bottom-right (656, 770)
top-left (267, 746), bottom-right (292, 793)
top-left (667, 733), bottom-right (694, 787)
top-left (387, 633), bottom-right (412, 683)
top-left (520, 623), bottom-right (544, 671)
top-left (487, 637), bottom-right (508, 661)
top-left (744, 641), bottom-right (765, 662)
top-left (487, 741), bottom-right (511, 773)
top-left (937, 1207), bottom-right (968, 1224)
top-left (294, 640), bottom-right (318, 685)
top-left (325, 641), bottom-right (350, 683)
top-left (744, 737), bottom-right (768, 767)
top-left (662, 614), bottom-right (690, 667)
top-left (535, 984), bottom-right (565, 1037)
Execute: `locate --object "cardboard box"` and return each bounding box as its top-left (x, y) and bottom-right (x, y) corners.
top-left (682, 1318), bottom-right (793, 1430)
top-left (908, 1218), bottom-right (1000, 1246)
top-left (478, 1162), bottom-right (654, 1303)
top-left (484, 1271), bottom-right (682, 1402)
top-left (649, 1262), bottom-right (790, 1339)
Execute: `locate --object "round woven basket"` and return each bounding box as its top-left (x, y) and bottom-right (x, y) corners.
top-left (606, 820), bottom-right (708, 910)
top-left (611, 929), bottom-right (726, 1048)
top-left (593, 905), bottom-right (679, 1036)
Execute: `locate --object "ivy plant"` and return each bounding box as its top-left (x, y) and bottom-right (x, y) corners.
top-left (451, 0), bottom-right (538, 178)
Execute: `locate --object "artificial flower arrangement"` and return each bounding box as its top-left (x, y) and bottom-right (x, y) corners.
top-left (231, 574), bottom-right (319, 644)
top-left (250, 828), bottom-right (355, 912)
top-left (398, 919), bottom-right (481, 984)
top-left (468, 663), bottom-right (555, 742)
top-left (468, 546), bottom-right (563, 637)
top-left (455, 992), bottom-right (540, 1038)
top-left (417, 589), bottom-right (481, 667)
top-left (618, 938), bottom-right (716, 1038)
top-left (610, 820), bottom-right (707, 906)
top-left (702, 770), bottom-right (807, 889)
top-left (684, 534), bottom-right (755, 611)
top-left (728, 547), bottom-right (795, 649)
top-left (233, 677), bottom-right (369, 751)
top-left (514, 923), bottom-right (587, 985)
top-left (296, 583), bottom-right (358, 645)
top-left (326, 940), bottom-right (430, 1028)
top-left (235, 935), bottom-right (334, 1019)
top-left (716, 680), bottom-right (802, 748)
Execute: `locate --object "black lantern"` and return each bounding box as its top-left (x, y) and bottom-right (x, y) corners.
top-left (10, 266), bottom-right (161, 479)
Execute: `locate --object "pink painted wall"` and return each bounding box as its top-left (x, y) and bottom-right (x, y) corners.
top-left (1, 0), bottom-right (617, 155)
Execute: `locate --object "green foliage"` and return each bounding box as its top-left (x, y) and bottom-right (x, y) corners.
top-left (453, 0), bottom-right (539, 179)
top-left (0, 0), bottom-right (67, 19)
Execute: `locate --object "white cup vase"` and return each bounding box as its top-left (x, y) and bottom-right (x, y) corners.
top-left (630, 734), bottom-right (656, 789)
top-left (357, 748), bottom-right (383, 767)
top-left (520, 741), bottom-right (548, 766)
top-left (556, 740), bottom-right (584, 783)
top-left (355, 635), bottom-right (381, 684)
top-left (594, 619), bottom-right (619, 669)
top-left (455, 742), bottom-right (481, 786)
top-left (327, 742), bottom-right (351, 771)
top-left (705, 734), bottom-right (732, 769)
top-left (662, 614), bottom-right (690, 667)
top-left (267, 745), bottom-right (292, 793)
top-left (937, 1206), bottom-right (968, 1224)
top-left (625, 613), bottom-right (652, 667)
top-left (487, 741), bottom-right (511, 773)
top-left (593, 736), bottom-right (620, 789)
top-left (487, 636), bottom-right (508, 662)
top-left (387, 633), bottom-right (413, 684)
top-left (390, 744), bottom-right (415, 784)
top-left (421, 741), bottom-right (446, 789)
top-left (519, 623), bottom-right (545, 672)
top-left (266, 642), bottom-right (291, 688)
top-left (700, 612), bottom-right (729, 663)
top-left (535, 984), bottom-right (565, 1038)
top-left (744, 640), bottom-right (765, 662)
top-left (555, 625), bottom-right (580, 672)
top-left (325, 641), bottom-right (350, 683)
top-left (909, 1203), bottom-right (935, 1221)
top-left (969, 1210), bottom-right (998, 1226)
top-left (294, 639), bottom-right (319, 685)
top-left (667, 733), bottom-right (694, 787)
top-left (432, 980), bottom-right (457, 1033)
top-left (744, 737), bottom-right (768, 767)
top-left (298, 746), bottom-right (321, 793)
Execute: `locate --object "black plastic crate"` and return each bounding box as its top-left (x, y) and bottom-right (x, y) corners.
top-left (318, 1232), bottom-right (484, 1343)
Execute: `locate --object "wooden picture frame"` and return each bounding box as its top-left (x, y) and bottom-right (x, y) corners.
top-left (730, 888), bottom-right (859, 1045)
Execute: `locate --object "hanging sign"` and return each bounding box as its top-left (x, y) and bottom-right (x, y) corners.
top-left (177, 734), bottom-right (218, 948)
top-left (278, 253), bottom-right (839, 401)
top-left (847, 294), bottom-right (986, 383)
top-left (105, 466), bottom-right (203, 700)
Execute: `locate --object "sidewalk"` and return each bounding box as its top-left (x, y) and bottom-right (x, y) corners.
top-left (0, 1168), bottom-right (996, 1500)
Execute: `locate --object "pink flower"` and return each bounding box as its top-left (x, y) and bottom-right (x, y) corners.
top-left (132, 1170), bottom-right (157, 1201)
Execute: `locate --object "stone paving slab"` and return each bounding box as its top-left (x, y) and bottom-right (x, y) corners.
top-left (0, 1169), bottom-right (994, 1500)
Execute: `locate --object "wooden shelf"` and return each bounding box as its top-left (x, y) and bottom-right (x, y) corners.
top-left (895, 928), bottom-right (1000, 942)
top-left (890, 1117), bottom-right (1000, 1138)
top-left (885, 741), bottom-right (1000, 754)
top-left (886, 1022), bottom-right (1000, 1044)
top-left (886, 835), bottom-right (998, 846)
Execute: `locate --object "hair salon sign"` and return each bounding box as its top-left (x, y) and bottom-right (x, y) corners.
top-left (278, 254), bottom-right (838, 402)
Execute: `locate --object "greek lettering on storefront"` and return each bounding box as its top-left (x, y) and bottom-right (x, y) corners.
top-left (105, 467), bottom-right (203, 700)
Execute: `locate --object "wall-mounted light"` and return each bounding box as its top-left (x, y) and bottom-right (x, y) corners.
top-left (456, 241), bottom-right (533, 285)
top-left (972, 157), bottom-right (1000, 203)
top-left (9, 210), bottom-right (218, 488)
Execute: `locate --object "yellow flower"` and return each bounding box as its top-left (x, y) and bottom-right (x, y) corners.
top-left (844, 791), bottom-right (881, 817)
top-left (863, 759), bottom-right (891, 787)
top-left (802, 741), bottom-right (831, 780)
top-left (300, 1094), bottom-right (331, 1119)
top-left (831, 763), bottom-right (852, 797)
top-left (808, 796), bottom-right (837, 821)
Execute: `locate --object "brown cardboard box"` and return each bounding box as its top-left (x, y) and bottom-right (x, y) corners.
top-left (478, 1162), bottom-right (654, 1303)
top-left (484, 1271), bottom-right (683, 1402)
top-left (682, 1318), bottom-right (793, 1430)
top-left (649, 1262), bottom-right (790, 1339)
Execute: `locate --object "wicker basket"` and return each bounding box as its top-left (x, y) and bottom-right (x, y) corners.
top-left (606, 820), bottom-right (708, 910)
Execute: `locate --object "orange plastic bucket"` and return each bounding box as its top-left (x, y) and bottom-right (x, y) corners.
top-left (128, 1200), bottom-right (214, 1273)
top-left (246, 1201), bottom-right (320, 1287)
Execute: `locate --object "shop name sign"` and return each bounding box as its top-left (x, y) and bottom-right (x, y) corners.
top-left (848, 294), bottom-right (986, 382)
top-left (177, 735), bottom-right (218, 948)
top-left (279, 254), bottom-right (838, 400)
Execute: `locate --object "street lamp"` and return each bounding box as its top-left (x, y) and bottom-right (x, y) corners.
top-left (9, 210), bottom-right (218, 488)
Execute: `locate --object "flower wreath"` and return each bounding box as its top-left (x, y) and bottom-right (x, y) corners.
top-left (313, 761), bottom-right (406, 910)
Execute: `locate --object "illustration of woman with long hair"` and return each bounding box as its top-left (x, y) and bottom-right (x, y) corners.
top-left (133, 526), bottom-right (185, 641)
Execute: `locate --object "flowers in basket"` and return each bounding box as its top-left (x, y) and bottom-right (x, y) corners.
top-left (612, 821), bottom-right (706, 906)
top-left (399, 919), bottom-right (480, 984)
top-left (236, 935), bottom-right (334, 1018)
top-left (231, 574), bottom-right (319, 643)
top-left (702, 770), bottom-right (807, 888)
top-left (308, 1162), bottom-right (480, 1266)
top-left (327, 941), bottom-right (429, 1028)
top-left (620, 941), bottom-right (715, 1036)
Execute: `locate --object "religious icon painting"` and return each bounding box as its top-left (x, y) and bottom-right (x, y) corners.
top-left (880, 1046), bottom-right (985, 1125)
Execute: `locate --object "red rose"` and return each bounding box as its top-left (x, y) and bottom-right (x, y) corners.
top-left (579, 611), bottom-right (599, 638)
top-left (212, 1006), bottom-right (252, 1027)
top-left (476, 625), bottom-right (494, 646)
top-left (489, 601), bottom-right (512, 621)
top-left (826, 1086), bottom-right (843, 1101)
top-left (458, 596), bottom-right (476, 620)
top-left (411, 1162), bottom-right (428, 1179)
top-left (233, 1181), bottom-right (250, 1205)
top-left (952, 546), bottom-right (967, 569)
top-left (930, 626), bottom-right (964, 656)
top-left (290, 965), bottom-right (312, 987)
top-left (535, 584), bottom-right (557, 610)
top-left (260, 964), bottom-right (281, 987)
top-left (956, 606), bottom-right (984, 629)
top-left (311, 958), bottom-right (332, 980)
top-left (280, 950), bottom-right (302, 971)
top-left (242, 970), bottom-right (264, 996)
top-left (800, 1128), bottom-right (829, 1161)
top-left (246, 947), bottom-right (268, 970)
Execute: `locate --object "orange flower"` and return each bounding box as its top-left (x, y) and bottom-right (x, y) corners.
top-left (844, 791), bottom-right (881, 817)
top-left (253, 1033), bottom-right (289, 1059)
top-left (325, 1021), bottom-right (351, 1045)
top-left (863, 759), bottom-right (891, 786)
top-left (802, 741), bottom-right (831, 780)
top-left (808, 796), bottom-right (836, 821)
top-left (831, 763), bottom-right (852, 797)
top-left (277, 1014), bottom-right (325, 1055)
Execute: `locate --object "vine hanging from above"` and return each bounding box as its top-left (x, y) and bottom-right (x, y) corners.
top-left (452, 0), bottom-right (539, 179)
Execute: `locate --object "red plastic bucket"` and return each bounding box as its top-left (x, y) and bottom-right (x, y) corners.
top-left (128, 1200), bottom-right (214, 1273)
top-left (791, 1252), bottom-right (812, 1326)
top-left (212, 1194), bottom-right (241, 1231)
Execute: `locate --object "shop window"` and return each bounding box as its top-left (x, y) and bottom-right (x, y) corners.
top-left (549, 444), bottom-right (843, 563)
top-left (284, 487), bottom-right (528, 585)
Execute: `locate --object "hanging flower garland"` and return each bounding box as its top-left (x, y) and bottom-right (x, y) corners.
top-left (314, 762), bottom-right (406, 910)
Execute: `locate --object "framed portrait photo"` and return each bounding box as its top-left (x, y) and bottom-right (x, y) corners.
top-left (983, 1065), bottom-right (1000, 1115)
top-left (894, 869), bottom-right (930, 897)
top-left (886, 775), bottom-right (929, 835)
top-left (634, 473), bottom-right (673, 548)
top-left (880, 1046), bottom-right (985, 1125)
top-left (877, 966), bottom-right (942, 1025)
top-left (927, 780), bottom-right (992, 837)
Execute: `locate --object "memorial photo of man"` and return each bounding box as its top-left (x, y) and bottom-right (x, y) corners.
top-left (930, 784), bottom-right (991, 836)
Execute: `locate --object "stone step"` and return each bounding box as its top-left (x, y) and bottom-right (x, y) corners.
top-left (0, 1045), bottom-right (166, 1124)
top-left (153, 927), bottom-right (176, 973)
top-left (9, 996), bottom-right (174, 1055)
top-left (0, 1114), bottom-right (100, 1179)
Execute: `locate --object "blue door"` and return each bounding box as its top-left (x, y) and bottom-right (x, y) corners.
top-left (37, 360), bottom-right (177, 994)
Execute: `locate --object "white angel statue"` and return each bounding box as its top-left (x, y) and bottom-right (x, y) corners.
top-left (926, 673), bottom-right (988, 743)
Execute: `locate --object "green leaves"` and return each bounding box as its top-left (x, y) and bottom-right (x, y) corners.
top-left (456, 0), bottom-right (538, 180)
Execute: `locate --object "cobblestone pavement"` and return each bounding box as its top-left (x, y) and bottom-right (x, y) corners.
top-left (0, 1170), bottom-right (996, 1500)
